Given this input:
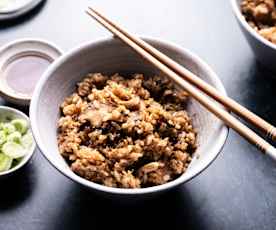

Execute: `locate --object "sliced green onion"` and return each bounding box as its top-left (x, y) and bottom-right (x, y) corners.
top-left (11, 119), bottom-right (28, 134)
top-left (2, 142), bottom-right (27, 159)
top-left (0, 153), bottom-right (12, 172)
top-left (2, 123), bottom-right (15, 135)
top-left (7, 131), bottom-right (22, 143)
top-left (0, 130), bottom-right (7, 145)
top-left (21, 131), bottom-right (34, 149)
top-left (0, 117), bottom-right (33, 172)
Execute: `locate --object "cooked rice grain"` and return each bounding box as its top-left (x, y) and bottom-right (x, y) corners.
top-left (57, 73), bottom-right (196, 188)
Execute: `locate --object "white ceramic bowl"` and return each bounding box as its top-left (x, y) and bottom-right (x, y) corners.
top-left (0, 106), bottom-right (36, 179)
top-left (231, 0), bottom-right (276, 73)
top-left (30, 37), bottom-right (228, 197)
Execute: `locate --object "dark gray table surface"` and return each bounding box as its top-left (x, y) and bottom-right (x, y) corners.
top-left (1, 1), bottom-right (276, 229)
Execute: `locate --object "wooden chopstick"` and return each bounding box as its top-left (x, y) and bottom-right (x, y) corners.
top-left (88, 7), bottom-right (276, 142)
top-left (86, 7), bottom-right (276, 160)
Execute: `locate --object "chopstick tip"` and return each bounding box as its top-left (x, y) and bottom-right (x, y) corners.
top-left (87, 6), bottom-right (97, 13)
top-left (85, 7), bottom-right (95, 16)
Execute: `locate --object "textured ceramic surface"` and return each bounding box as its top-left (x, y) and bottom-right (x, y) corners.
top-left (0, 106), bottom-right (36, 179)
top-left (30, 37), bottom-right (228, 196)
top-left (231, 0), bottom-right (276, 73)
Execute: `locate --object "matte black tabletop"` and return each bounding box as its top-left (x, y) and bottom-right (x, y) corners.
top-left (1, 1), bottom-right (276, 229)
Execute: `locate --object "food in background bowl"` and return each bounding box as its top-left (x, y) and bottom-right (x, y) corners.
top-left (241, 0), bottom-right (276, 44)
top-left (0, 118), bottom-right (34, 172)
top-left (57, 73), bottom-right (197, 188)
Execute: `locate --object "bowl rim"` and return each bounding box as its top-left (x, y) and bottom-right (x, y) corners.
top-left (230, 0), bottom-right (276, 51)
top-left (0, 105), bottom-right (36, 177)
top-left (30, 36), bottom-right (229, 195)
top-left (0, 0), bottom-right (44, 21)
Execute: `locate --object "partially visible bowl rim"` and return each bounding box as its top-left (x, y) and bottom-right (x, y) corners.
top-left (0, 105), bottom-right (36, 176)
top-left (230, 0), bottom-right (276, 51)
top-left (30, 36), bottom-right (229, 195)
top-left (0, 0), bottom-right (44, 21)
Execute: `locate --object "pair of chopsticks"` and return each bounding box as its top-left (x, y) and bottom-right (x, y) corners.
top-left (86, 7), bottom-right (276, 160)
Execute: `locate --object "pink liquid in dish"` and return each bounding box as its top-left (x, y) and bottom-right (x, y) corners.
top-left (5, 55), bottom-right (51, 96)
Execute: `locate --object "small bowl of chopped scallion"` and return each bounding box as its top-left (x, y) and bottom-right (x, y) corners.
top-left (0, 106), bottom-right (35, 178)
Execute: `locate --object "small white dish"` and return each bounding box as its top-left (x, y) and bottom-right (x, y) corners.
top-left (0, 106), bottom-right (36, 179)
top-left (0, 38), bottom-right (62, 106)
top-left (0, 0), bottom-right (44, 20)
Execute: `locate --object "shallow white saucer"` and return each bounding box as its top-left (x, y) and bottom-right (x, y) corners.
top-left (0, 0), bottom-right (44, 21)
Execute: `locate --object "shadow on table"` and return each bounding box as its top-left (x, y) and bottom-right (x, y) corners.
top-left (0, 97), bottom-right (29, 115)
top-left (0, 0), bottom-right (46, 29)
top-left (241, 61), bottom-right (276, 128)
top-left (0, 163), bottom-right (35, 211)
top-left (49, 184), bottom-right (206, 230)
